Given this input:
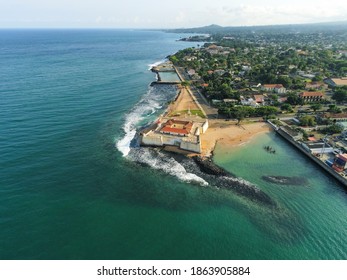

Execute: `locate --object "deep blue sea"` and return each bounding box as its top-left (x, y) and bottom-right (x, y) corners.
top-left (1, 29), bottom-right (347, 260)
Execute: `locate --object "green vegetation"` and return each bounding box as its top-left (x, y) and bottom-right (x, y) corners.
top-left (310, 104), bottom-right (322, 112)
top-left (218, 105), bottom-right (278, 122)
top-left (181, 81), bottom-right (190, 87)
top-left (322, 123), bottom-right (344, 134)
top-left (169, 23), bottom-right (347, 133)
top-left (170, 110), bottom-right (205, 118)
top-left (299, 115), bottom-right (316, 126)
top-left (281, 103), bottom-right (293, 112)
top-left (332, 86), bottom-right (347, 104)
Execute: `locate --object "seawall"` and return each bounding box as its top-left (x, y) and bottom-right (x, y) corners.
top-left (275, 127), bottom-right (347, 188)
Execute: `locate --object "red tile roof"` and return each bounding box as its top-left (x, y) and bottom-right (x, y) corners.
top-left (300, 92), bottom-right (324, 97)
top-left (263, 84), bottom-right (284, 88)
top-left (160, 119), bottom-right (193, 136)
top-left (254, 95), bottom-right (264, 103)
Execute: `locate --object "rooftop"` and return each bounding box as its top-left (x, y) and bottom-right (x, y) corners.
top-left (160, 119), bottom-right (193, 136)
top-left (300, 91), bottom-right (324, 97)
top-left (254, 94), bottom-right (265, 102)
top-left (263, 84), bottom-right (284, 88)
top-left (331, 78), bottom-right (347, 86)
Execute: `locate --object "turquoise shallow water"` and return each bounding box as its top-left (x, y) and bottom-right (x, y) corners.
top-left (1, 30), bottom-right (347, 260)
top-left (214, 132), bottom-right (347, 259)
top-left (158, 72), bottom-right (181, 83)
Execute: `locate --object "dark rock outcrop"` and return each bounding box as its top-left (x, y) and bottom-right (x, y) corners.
top-left (262, 175), bottom-right (308, 186)
top-left (192, 156), bottom-right (230, 176)
top-left (190, 156), bottom-right (276, 208)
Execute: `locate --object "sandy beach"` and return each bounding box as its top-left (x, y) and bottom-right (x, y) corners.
top-left (200, 120), bottom-right (273, 157)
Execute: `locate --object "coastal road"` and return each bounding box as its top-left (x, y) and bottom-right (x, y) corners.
top-left (176, 67), bottom-right (218, 119)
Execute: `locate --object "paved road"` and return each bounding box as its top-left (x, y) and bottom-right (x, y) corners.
top-left (176, 67), bottom-right (218, 119)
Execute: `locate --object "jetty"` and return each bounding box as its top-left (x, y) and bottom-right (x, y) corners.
top-left (150, 61), bottom-right (182, 85)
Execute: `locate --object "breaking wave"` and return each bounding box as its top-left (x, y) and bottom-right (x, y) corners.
top-left (148, 59), bottom-right (167, 71)
top-left (116, 86), bottom-right (167, 157)
top-left (128, 148), bottom-right (209, 186)
top-left (115, 81), bottom-right (208, 186)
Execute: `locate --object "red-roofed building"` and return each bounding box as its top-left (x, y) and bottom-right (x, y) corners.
top-left (299, 92), bottom-right (325, 103)
top-left (160, 119), bottom-right (193, 136)
top-left (253, 94), bottom-right (265, 104)
top-left (261, 84), bottom-right (286, 94)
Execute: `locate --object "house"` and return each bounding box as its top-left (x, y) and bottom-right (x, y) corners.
top-left (187, 69), bottom-right (196, 76)
top-left (324, 77), bottom-right (347, 87)
top-left (337, 50), bottom-right (347, 57)
top-left (278, 97), bottom-right (288, 103)
top-left (298, 71), bottom-right (315, 79)
top-left (305, 81), bottom-right (328, 90)
top-left (183, 56), bottom-right (197, 61)
top-left (299, 92), bottom-right (325, 103)
top-left (205, 45), bottom-right (221, 55)
top-left (223, 99), bottom-right (238, 104)
top-left (241, 97), bottom-right (259, 107)
top-left (262, 84), bottom-right (286, 94)
top-left (253, 94), bottom-right (265, 104)
top-left (324, 113), bottom-right (347, 121)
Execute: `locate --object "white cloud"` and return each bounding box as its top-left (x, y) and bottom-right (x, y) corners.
top-left (203, 3), bottom-right (347, 26)
top-left (1, 0), bottom-right (346, 28)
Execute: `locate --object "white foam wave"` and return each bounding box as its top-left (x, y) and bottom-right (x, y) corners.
top-left (148, 59), bottom-right (167, 70)
top-left (221, 176), bottom-right (259, 190)
top-left (116, 87), bottom-right (162, 157)
top-left (129, 148), bottom-right (209, 186)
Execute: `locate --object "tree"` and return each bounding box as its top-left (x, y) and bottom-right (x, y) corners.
top-left (169, 55), bottom-right (179, 64)
top-left (281, 103), bottom-right (293, 112)
top-left (332, 86), bottom-right (347, 103)
top-left (310, 104), bottom-right (322, 112)
top-left (287, 93), bottom-right (304, 106)
top-left (255, 106), bottom-right (278, 118)
top-left (230, 106), bottom-right (253, 124)
top-left (328, 104), bottom-right (342, 114)
top-left (323, 124), bottom-right (344, 134)
top-left (218, 105), bottom-right (232, 118)
top-left (300, 115), bottom-right (316, 126)
top-left (181, 81), bottom-right (190, 87)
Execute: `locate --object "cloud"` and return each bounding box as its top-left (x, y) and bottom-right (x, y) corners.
top-left (203, 3), bottom-right (347, 26)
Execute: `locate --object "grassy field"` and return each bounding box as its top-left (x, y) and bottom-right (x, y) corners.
top-left (170, 109), bottom-right (205, 118)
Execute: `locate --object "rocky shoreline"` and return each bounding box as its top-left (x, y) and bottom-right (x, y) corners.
top-left (163, 150), bottom-right (277, 208)
top-left (193, 156), bottom-right (277, 207)
top-left (262, 175), bottom-right (308, 186)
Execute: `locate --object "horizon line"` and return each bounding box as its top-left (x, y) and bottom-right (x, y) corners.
top-left (1, 19), bottom-right (346, 30)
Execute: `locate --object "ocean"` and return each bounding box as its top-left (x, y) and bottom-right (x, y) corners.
top-left (0, 29), bottom-right (346, 260)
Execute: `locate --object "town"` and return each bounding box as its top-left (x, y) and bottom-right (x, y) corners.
top-left (143, 24), bottom-right (347, 186)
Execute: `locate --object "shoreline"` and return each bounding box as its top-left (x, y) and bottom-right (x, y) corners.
top-left (200, 120), bottom-right (273, 158)
top-left (146, 61), bottom-right (273, 159)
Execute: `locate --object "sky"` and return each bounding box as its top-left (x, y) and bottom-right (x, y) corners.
top-left (1, 0), bottom-right (347, 29)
